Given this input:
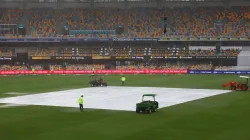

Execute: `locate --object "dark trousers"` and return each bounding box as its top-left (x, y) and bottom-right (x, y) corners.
top-left (79, 104), bottom-right (83, 111)
top-left (122, 81), bottom-right (125, 86)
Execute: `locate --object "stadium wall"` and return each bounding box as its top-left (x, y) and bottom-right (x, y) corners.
top-left (243, 47), bottom-right (250, 51)
top-left (15, 48), bottom-right (28, 53)
top-left (237, 51), bottom-right (250, 66)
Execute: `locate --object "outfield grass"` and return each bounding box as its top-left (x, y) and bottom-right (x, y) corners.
top-left (0, 75), bottom-right (250, 140)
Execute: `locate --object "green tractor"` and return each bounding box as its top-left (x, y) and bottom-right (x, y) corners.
top-left (88, 74), bottom-right (107, 87)
top-left (136, 94), bottom-right (159, 114)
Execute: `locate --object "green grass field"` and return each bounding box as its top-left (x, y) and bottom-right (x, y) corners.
top-left (0, 75), bottom-right (250, 140)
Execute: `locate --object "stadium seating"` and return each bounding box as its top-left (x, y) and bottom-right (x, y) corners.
top-left (29, 8), bottom-right (56, 37)
top-left (0, 65), bottom-right (28, 70)
top-left (189, 49), bottom-right (216, 56)
top-left (189, 64), bottom-right (213, 70)
top-left (26, 47), bottom-right (240, 57)
top-left (0, 64), bottom-right (238, 71)
top-left (214, 66), bottom-right (233, 70)
top-left (150, 48), bottom-right (240, 56)
top-left (30, 65), bottom-right (43, 70)
top-left (0, 7), bottom-right (249, 38)
top-left (66, 64), bottom-right (105, 70)
top-left (116, 63), bottom-right (189, 70)
top-left (150, 47), bottom-right (189, 56)
top-left (60, 8), bottom-right (124, 38)
top-left (49, 65), bottom-right (63, 70)
top-left (28, 48), bottom-right (58, 56)
top-left (0, 48), bottom-right (16, 56)
top-left (220, 48), bottom-right (241, 56)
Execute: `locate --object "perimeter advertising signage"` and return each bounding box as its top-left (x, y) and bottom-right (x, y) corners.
top-left (0, 57), bottom-right (12, 60)
top-left (188, 70), bottom-right (250, 74)
top-left (0, 70), bottom-right (188, 75)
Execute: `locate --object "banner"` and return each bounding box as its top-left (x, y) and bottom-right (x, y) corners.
top-left (28, 56), bottom-right (236, 60)
top-left (0, 70), bottom-right (187, 75)
top-left (113, 38), bottom-right (134, 41)
top-left (92, 56), bottom-right (111, 59)
top-left (0, 57), bottom-right (12, 60)
top-left (188, 70), bottom-right (250, 74)
top-left (131, 56), bottom-right (144, 59)
top-left (32, 56), bottom-right (51, 60)
top-left (115, 56), bottom-right (130, 59)
top-left (55, 56), bottom-right (85, 60)
top-left (134, 38), bottom-right (158, 41)
top-left (69, 30), bottom-right (115, 35)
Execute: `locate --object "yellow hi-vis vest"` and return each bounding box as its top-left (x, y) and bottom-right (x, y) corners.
top-left (78, 97), bottom-right (83, 104)
top-left (121, 77), bottom-right (126, 82)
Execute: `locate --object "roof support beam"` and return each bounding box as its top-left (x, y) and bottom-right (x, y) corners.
top-left (189, 0), bottom-right (196, 8)
top-left (222, 0), bottom-right (231, 8)
top-left (124, 0), bottom-right (128, 9)
top-left (22, 0), bottom-right (30, 9)
top-left (156, 0), bottom-right (163, 9)
top-left (90, 0), bottom-right (94, 8)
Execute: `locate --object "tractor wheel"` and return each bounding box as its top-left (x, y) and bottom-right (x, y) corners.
top-left (231, 86), bottom-right (237, 91)
top-left (151, 108), bottom-right (155, 112)
top-left (241, 84), bottom-right (248, 91)
top-left (148, 109), bottom-right (152, 114)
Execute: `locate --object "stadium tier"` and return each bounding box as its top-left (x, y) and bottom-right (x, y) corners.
top-left (0, 7), bottom-right (250, 38)
top-left (25, 47), bottom-right (241, 57)
top-left (0, 48), bottom-right (15, 56)
top-left (0, 63), bottom-right (211, 70)
top-left (0, 63), bottom-right (237, 71)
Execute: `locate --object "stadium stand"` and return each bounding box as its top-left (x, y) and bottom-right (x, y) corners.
top-left (30, 65), bottom-right (43, 70)
top-left (26, 47), bottom-right (241, 57)
top-left (0, 7), bottom-right (249, 38)
top-left (220, 48), bottom-right (241, 56)
top-left (189, 64), bottom-right (213, 70)
top-left (0, 3), bottom-right (247, 72)
top-left (0, 65), bottom-right (28, 70)
top-left (49, 65), bottom-right (64, 70)
top-left (28, 48), bottom-right (58, 56)
top-left (0, 63), bottom-right (217, 71)
top-left (29, 8), bottom-right (56, 37)
top-left (0, 48), bottom-right (16, 56)
top-left (66, 64), bottom-right (105, 70)
top-left (214, 66), bottom-right (233, 70)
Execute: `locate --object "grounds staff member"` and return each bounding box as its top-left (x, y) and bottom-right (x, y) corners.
top-left (78, 95), bottom-right (84, 111)
top-left (121, 76), bottom-right (126, 86)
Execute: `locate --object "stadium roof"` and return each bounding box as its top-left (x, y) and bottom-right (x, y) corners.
top-left (0, 0), bottom-right (232, 2)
